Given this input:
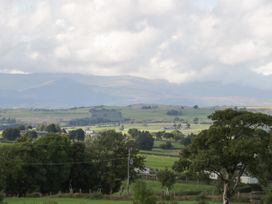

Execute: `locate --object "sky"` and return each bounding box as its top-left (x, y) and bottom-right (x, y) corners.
top-left (0, 0), bottom-right (272, 86)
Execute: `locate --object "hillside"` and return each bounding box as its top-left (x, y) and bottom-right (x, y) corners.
top-left (1, 73), bottom-right (272, 107)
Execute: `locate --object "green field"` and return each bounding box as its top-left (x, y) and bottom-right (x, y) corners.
top-left (0, 106), bottom-right (215, 125)
top-left (142, 154), bottom-right (179, 170)
top-left (5, 198), bottom-right (245, 204)
top-left (142, 180), bottom-right (216, 193)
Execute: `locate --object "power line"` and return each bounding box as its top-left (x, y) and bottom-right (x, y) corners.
top-left (2, 157), bottom-right (128, 166)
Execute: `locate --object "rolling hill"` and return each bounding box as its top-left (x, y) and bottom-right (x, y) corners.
top-left (0, 73), bottom-right (272, 107)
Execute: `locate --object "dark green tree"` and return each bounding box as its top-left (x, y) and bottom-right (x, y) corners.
top-left (69, 128), bottom-right (85, 141)
top-left (157, 168), bottom-right (176, 193)
top-left (90, 130), bottom-right (144, 194)
top-left (174, 109), bottom-right (272, 204)
top-left (132, 180), bottom-right (156, 204)
top-left (135, 131), bottom-right (154, 151)
top-left (25, 130), bottom-right (38, 140)
top-left (45, 124), bottom-right (61, 133)
top-left (2, 128), bottom-right (20, 141)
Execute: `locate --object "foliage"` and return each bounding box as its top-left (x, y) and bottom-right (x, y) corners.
top-left (45, 124), bottom-right (61, 133)
top-left (160, 141), bottom-right (174, 150)
top-left (166, 110), bottom-right (182, 116)
top-left (25, 130), bottom-right (38, 140)
top-left (134, 131), bottom-right (154, 151)
top-left (157, 169), bottom-right (176, 191)
top-left (0, 130), bottom-right (144, 195)
top-left (174, 109), bottom-right (272, 203)
top-left (132, 180), bottom-right (157, 204)
top-left (2, 128), bottom-right (20, 141)
top-left (90, 130), bottom-right (144, 193)
top-left (196, 193), bottom-right (207, 204)
top-left (69, 128), bottom-right (85, 141)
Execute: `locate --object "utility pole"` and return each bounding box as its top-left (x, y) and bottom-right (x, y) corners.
top-left (127, 147), bottom-right (132, 193)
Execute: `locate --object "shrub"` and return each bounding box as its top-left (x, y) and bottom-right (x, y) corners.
top-left (132, 180), bottom-right (157, 204)
top-left (196, 193), bottom-right (207, 204)
top-left (160, 141), bottom-right (173, 150)
top-left (89, 192), bottom-right (104, 200)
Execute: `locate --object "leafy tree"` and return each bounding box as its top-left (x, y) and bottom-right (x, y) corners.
top-left (68, 142), bottom-right (97, 193)
top-left (132, 180), bottom-right (156, 204)
top-left (171, 130), bottom-right (185, 141)
top-left (193, 105), bottom-right (199, 109)
top-left (174, 109), bottom-right (272, 204)
top-left (2, 128), bottom-right (20, 141)
top-left (45, 123), bottom-right (61, 133)
top-left (155, 131), bottom-right (165, 140)
top-left (32, 134), bottom-right (72, 194)
top-left (128, 128), bottom-right (140, 138)
top-left (166, 110), bottom-right (182, 116)
top-left (157, 169), bottom-right (176, 193)
top-left (69, 128), bottom-right (85, 141)
top-left (160, 141), bottom-right (173, 150)
top-left (163, 133), bottom-right (174, 140)
top-left (135, 131), bottom-right (154, 150)
top-left (119, 125), bottom-right (124, 131)
top-left (25, 130), bottom-right (38, 140)
top-left (90, 130), bottom-right (144, 194)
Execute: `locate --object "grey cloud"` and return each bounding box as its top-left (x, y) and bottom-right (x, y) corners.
top-left (0, 0), bottom-right (272, 86)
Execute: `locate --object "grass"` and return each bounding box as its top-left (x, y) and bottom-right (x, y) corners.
top-left (0, 106), bottom-right (215, 126)
top-left (142, 180), bottom-right (216, 193)
top-left (142, 154), bottom-right (179, 170)
top-left (5, 198), bottom-right (245, 204)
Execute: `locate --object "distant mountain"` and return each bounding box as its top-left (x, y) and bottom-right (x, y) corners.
top-left (0, 73), bottom-right (271, 107)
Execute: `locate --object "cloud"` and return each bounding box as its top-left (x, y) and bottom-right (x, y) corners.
top-left (0, 0), bottom-right (272, 85)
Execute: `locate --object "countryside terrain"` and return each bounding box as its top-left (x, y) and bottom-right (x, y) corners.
top-left (1, 105), bottom-right (272, 204)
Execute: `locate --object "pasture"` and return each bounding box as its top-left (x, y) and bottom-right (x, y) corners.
top-left (0, 105), bottom-right (215, 126)
top-left (142, 154), bottom-right (179, 170)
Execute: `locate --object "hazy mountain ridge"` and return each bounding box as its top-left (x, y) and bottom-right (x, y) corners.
top-left (0, 73), bottom-right (271, 108)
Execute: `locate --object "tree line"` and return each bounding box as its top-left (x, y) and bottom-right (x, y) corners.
top-left (0, 130), bottom-right (144, 196)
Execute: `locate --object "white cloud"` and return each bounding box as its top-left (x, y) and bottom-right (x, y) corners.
top-left (254, 62), bottom-right (272, 76)
top-left (0, 0), bottom-right (272, 85)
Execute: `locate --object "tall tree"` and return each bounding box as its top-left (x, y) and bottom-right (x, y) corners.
top-left (2, 128), bottom-right (20, 141)
top-left (69, 128), bottom-right (85, 141)
top-left (174, 109), bottom-right (272, 204)
top-left (157, 168), bottom-right (176, 193)
top-left (90, 130), bottom-right (144, 194)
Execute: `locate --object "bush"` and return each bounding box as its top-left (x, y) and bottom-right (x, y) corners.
top-left (89, 192), bottom-right (104, 200)
top-left (160, 141), bottom-right (173, 149)
top-left (132, 180), bottom-right (157, 204)
top-left (196, 193), bottom-right (207, 204)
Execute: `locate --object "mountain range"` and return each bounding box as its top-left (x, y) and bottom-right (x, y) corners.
top-left (0, 73), bottom-right (271, 108)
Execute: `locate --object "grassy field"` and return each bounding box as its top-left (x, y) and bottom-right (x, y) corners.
top-left (142, 154), bottom-right (179, 170)
top-left (0, 106), bottom-right (215, 125)
top-left (142, 180), bottom-right (216, 193)
top-left (5, 198), bottom-right (246, 204)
